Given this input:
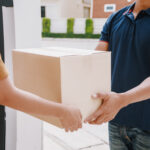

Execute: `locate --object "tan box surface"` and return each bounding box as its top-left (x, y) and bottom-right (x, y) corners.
top-left (13, 47), bottom-right (111, 127)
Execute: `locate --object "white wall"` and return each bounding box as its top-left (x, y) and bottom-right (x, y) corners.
top-left (51, 18), bottom-right (67, 33)
top-left (13, 0), bottom-right (43, 150)
top-left (41, 0), bottom-right (61, 18)
top-left (93, 18), bottom-right (107, 34)
top-left (42, 38), bottom-right (98, 50)
top-left (14, 0), bottom-right (41, 48)
top-left (42, 0), bottom-right (85, 18)
top-left (60, 0), bottom-right (84, 18)
top-left (3, 0), bottom-right (43, 149)
top-left (41, 0), bottom-right (59, 3)
top-left (74, 18), bottom-right (86, 34)
top-left (3, 7), bottom-right (16, 150)
top-left (46, 4), bottom-right (61, 18)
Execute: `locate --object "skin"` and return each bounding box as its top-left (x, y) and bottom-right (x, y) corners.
top-left (0, 77), bottom-right (82, 132)
top-left (84, 0), bottom-right (150, 125)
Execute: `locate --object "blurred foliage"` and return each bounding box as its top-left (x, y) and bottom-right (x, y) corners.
top-left (42, 18), bottom-right (100, 39)
top-left (85, 19), bottom-right (94, 34)
top-left (67, 18), bottom-right (74, 34)
top-left (43, 18), bottom-right (51, 33)
top-left (42, 32), bottom-right (100, 39)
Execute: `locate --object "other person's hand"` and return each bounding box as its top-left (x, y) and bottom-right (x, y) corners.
top-left (60, 105), bottom-right (82, 132)
top-left (84, 92), bottom-right (127, 125)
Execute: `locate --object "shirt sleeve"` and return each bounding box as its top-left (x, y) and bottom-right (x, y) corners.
top-left (0, 55), bottom-right (8, 80)
top-left (100, 14), bottom-right (114, 42)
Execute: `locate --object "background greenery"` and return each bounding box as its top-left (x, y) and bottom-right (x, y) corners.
top-left (85, 19), bottom-right (93, 34)
top-left (67, 18), bottom-right (74, 34)
top-left (42, 18), bottom-right (100, 39)
top-left (42, 32), bottom-right (100, 39)
top-left (42, 18), bottom-right (51, 33)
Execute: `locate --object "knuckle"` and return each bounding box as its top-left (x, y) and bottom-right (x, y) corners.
top-left (93, 113), bottom-right (98, 118)
top-left (78, 124), bottom-right (82, 128)
top-left (93, 114), bottom-right (97, 118)
top-left (65, 128), bottom-right (68, 132)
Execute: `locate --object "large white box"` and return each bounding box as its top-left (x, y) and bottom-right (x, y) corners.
top-left (13, 47), bottom-right (111, 127)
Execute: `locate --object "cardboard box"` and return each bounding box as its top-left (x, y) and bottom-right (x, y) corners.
top-left (13, 47), bottom-right (111, 127)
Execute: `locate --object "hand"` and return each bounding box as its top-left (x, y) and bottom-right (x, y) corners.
top-left (60, 105), bottom-right (82, 132)
top-left (84, 92), bottom-right (127, 125)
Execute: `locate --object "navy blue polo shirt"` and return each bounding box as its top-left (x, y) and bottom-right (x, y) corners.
top-left (100, 3), bottom-right (150, 130)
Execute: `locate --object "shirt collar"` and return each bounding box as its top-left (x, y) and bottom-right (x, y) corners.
top-left (123, 2), bottom-right (135, 16)
top-left (144, 8), bottom-right (150, 16)
top-left (124, 2), bottom-right (150, 16)
top-left (127, 2), bottom-right (136, 14)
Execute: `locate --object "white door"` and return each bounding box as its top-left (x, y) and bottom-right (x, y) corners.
top-left (3, 0), bottom-right (43, 150)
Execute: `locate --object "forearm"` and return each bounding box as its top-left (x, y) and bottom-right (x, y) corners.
top-left (121, 77), bottom-right (150, 106)
top-left (1, 78), bottom-right (63, 118)
top-left (95, 41), bottom-right (109, 51)
top-left (0, 77), bottom-right (82, 131)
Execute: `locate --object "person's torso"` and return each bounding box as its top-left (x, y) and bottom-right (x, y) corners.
top-left (109, 3), bottom-right (150, 130)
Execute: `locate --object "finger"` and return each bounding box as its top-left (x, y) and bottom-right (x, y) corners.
top-left (70, 129), bottom-right (74, 132)
top-left (69, 126), bottom-right (77, 132)
top-left (67, 123), bottom-right (74, 132)
top-left (103, 119), bottom-right (110, 123)
top-left (80, 112), bottom-right (82, 121)
top-left (79, 124), bottom-right (82, 128)
top-left (76, 119), bottom-right (81, 130)
top-left (77, 118), bottom-right (82, 128)
top-left (76, 120), bottom-right (81, 130)
top-left (92, 93), bottom-right (100, 99)
top-left (69, 129), bottom-right (73, 132)
top-left (103, 116), bottom-right (112, 122)
top-left (84, 109), bottom-right (103, 123)
top-left (78, 120), bottom-right (82, 128)
top-left (103, 117), bottom-right (114, 123)
top-left (90, 114), bottom-right (106, 125)
top-left (75, 126), bottom-right (79, 131)
top-left (84, 114), bottom-right (96, 123)
top-left (65, 128), bottom-right (69, 132)
top-left (71, 122), bottom-right (79, 132)
top-left (92, 92), bottom-right (107, 100)
top-left (68, 126), bottom-right (73, 132)
top-left (95, 115), bottom-right (107, 125)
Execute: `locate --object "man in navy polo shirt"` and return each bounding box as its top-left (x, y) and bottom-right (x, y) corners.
top-left (85, 0), bottom-right (150, 149)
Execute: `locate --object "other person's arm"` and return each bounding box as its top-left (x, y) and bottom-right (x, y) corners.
top-left (85, 77), bottom-right (150, 124)
top-left (85, 12), bottom-right (150, 124)
top-left (95, 41), bottom-right (109, 51)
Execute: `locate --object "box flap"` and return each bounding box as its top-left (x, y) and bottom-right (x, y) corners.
top-left (13, 47), bottom-right (109, 57)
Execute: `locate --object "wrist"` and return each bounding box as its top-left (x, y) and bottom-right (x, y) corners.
top-left (119, 92), bottom-right (131, 107)
top-left (55, 104), bottom-right (66, 119)
top-left (48, 103), bottom-right (64, 119)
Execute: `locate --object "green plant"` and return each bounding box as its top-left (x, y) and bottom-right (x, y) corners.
top-left (67, 18), bottom-right (74, 34)
top-left (42, 18), bottom-right (50, 33)
top-left (42, 32), bottom-right (100, 39)
top-left (85, 19), bottom-right (94, 34)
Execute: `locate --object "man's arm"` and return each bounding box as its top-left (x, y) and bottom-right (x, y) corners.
top-left (0, 77), bottom-right (82, 132)
top-left (85, 77), bottom-right (150, 124)
top-left (95, 41), bottom-right (109, 51)
top-left (122, 77), bottom-right (150, 105)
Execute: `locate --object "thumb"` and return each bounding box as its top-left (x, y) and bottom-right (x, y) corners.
top-left (91, 92), bottom-right (107, 100)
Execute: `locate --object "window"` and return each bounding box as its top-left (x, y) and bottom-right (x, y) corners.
top-left (82, 0), bottom-right (91, 4)
top-left (2, 0), bottom-right (13, 6)
top-left (41, 6), bottom-right (46, 18)
top-left (84, 7), bottom-right (91, 18)
top-left (104, 4), bottom-right (116, 12)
